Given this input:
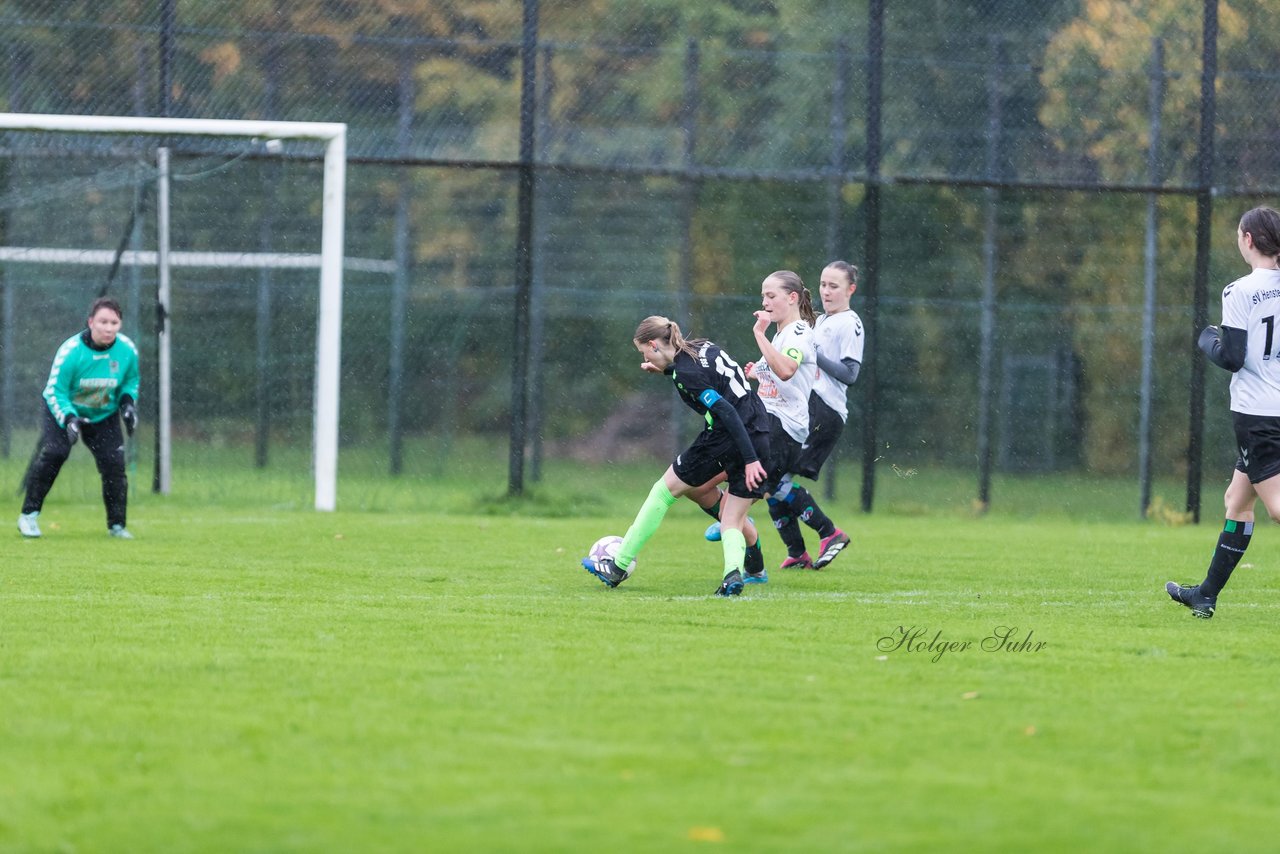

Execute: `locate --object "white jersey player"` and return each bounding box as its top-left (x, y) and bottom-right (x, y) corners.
top-left (767, 261), bottom-right (864, 570)
top-left (749, 272), bottom-right (817, 462)
top-left (1218, 266), bottom-right (1280, 415)
top-left (752, 316), bottom-right (817, 445)
top-left (804, 261), bottom-right (865, 474)
top-left (744, 270), bottom-right (845, 574)
top-left (1168, 206), bottom-right (1280, 619)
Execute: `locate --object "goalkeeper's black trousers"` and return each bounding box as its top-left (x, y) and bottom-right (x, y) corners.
top-left (22, 404), bottom-right (128, 529)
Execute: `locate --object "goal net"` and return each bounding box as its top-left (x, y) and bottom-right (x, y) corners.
top-left (0, 113), bottom-right (347, 510)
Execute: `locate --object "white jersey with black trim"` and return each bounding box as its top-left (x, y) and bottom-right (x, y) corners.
top-left (1223, 267), bottom-right (1280, 415)
top-left (813, 309), bottom-right (864, 420)
top-left (753, 319), bottom-right (817, 444)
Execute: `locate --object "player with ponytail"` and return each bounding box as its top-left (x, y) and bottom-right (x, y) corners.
top-left (1168, 206), bottom-right (1280, 618)
top-left (581, 316), bottom-right (770, 597)
top-left (705, 266), bottom-right (860, 573)
top-left (769, 261), bottom-right (862, 569)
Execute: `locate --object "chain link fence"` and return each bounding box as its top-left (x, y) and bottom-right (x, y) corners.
top-left (1, 0), bottom-right (1275, 515)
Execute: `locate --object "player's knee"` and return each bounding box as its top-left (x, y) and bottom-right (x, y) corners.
top-left (96, 450), bottom-right (126, 477)
top-left (1224, 488), bottom-right (1251, 517)
top-left (766, 498), bottom-right (789, 524)
top-left (38, 443), bottom-right (70, 467)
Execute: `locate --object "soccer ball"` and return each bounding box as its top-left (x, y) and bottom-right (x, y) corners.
top-left (588, 535), bottom-right (633, 571)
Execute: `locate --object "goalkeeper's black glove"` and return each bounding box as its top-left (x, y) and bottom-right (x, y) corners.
top-left (65, 416), bottom-right (84, 447)
top-left (120, 399), bottom-right (138, 436)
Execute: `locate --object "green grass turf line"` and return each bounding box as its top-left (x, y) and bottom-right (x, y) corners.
top-left (0, 429), bottom-right (1234, 522)
top-left (4, 493), bottom-right (1280, 850)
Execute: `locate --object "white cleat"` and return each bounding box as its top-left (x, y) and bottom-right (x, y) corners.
top-left (18, 512), bottom-right (41, 538)
top-left (108, 524), bottom-right (134, 540)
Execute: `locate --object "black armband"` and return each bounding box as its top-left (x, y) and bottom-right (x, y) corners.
top-left (708, 397), bottom-right (759, 465)
top-left (1199, 325), bottom-right (1246, 372)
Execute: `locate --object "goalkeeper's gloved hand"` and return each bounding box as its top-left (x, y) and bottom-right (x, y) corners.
top-left (120, 399), bottom-right (138, 436)
top-left (65, 416), bottom-right (84, 447)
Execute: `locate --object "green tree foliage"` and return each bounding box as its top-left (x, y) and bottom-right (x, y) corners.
top-left (1037, 0), bottom-right (1276, 472)
top-left (5, 0), bottom-right (1268, 475)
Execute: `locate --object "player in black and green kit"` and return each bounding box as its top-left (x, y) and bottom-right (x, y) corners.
top-left (581, 315), bottom-right (770, 596)
top-left (18, 297), bottom-right (140, 539)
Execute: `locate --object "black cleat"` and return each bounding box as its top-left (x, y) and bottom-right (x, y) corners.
top-left (715, 569), bottom-right (745, 597)
top-left (582, 556), bottom-right (630, 588)
top-left (1166, 581), bottom-right (1216, 619)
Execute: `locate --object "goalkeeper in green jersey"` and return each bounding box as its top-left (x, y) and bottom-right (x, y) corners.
top-left (18, 297), bottom-right (140, 539)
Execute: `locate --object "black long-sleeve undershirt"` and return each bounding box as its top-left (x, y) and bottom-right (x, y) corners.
top-left (815, 349), bottom-right (861, 386)
top-left (707, 397), bottom-right (760, 465)
top-left (1198, 325), bottom-right (1247, 372)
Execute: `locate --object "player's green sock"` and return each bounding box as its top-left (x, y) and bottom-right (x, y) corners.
top-left (721, 527), bottom-right (746, 577)
top-left (617, 479), bottom-right (677, 569)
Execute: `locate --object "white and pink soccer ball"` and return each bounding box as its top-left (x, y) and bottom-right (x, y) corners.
top-left (588, 535), bottom-right (634, 573)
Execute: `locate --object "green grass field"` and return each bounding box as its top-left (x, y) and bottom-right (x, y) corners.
top-left (3, 440), bottom-right (1279, 851)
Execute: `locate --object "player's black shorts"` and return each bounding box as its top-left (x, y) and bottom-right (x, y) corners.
top-left (794, 395), bottom-right (846, 480)
top-left (1232, 411), bottom-right (1280, 483)
top-left (673, 426), bottom-right (771, 499)
top-left (760, 413), bottom-right (803, 495)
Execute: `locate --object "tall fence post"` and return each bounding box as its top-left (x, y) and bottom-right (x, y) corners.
top-left (128, 33), bottom-right (145, 417)
top-left (1186, 0), bottom-right (1218, 524)
top-left (823, 36), bottom-right (850, 502)
top-left (672, 37), bottom-right (700, 459)
top-left (976, 36), bottom-right (1004, 512)
top-left (529, 42), bottom-right (554, 483)
top-left (388, 38), bottom-right (414, 476)
top-left (1139, 37), bottom-right (1165, 518)
top-left (508, 0), bottom-right (538, 497)
top-left (3, 42), bottom-right (31, 458)
top-left (0, 277), bottom-right (11, 459)
top-left (0, 147), bottom-right (8, 461)
top-left (255, 31), bottom-right (282, 469)
top-left (860, 0), bottom-right (884, 514)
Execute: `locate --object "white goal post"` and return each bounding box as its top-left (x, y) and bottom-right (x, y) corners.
top-left (0, 112), bottom-right (347, 511)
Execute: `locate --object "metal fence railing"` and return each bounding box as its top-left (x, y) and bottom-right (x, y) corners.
top-left (0, 1), bottom-right (1270, 520)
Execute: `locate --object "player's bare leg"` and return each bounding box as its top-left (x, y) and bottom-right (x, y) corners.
top-left (691, 474), bottom-right (760, 544)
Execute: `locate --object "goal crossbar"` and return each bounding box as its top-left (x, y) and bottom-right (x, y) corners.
top-left (0, 247), bottom-right (392, 274)
top-left (0, 112), bottom-right (347, 511)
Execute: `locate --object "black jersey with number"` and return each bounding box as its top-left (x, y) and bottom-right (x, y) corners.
top-left (668, 340), bottom-right (769, 437)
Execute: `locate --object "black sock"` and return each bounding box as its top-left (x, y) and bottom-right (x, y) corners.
top-left (701, 494), bottom-right (723, 522)
top-left (768, 498), bottom-right (808, 558)
top-left (790, 486), bottom-right (836, 539)
top-left (1201, 519), bottom-right (1252, 597)
top-left (744, 542), bottom-right (764, 575)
